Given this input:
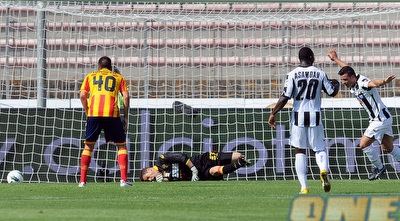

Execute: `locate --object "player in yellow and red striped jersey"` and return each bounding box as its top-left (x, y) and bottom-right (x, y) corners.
top-left (78, 56), bottom-right (132, 187)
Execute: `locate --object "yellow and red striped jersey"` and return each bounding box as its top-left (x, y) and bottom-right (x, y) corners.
top-left (80, 68), bottom-right (128, 117)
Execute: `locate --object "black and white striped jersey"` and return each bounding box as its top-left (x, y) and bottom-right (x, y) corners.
top-left (282, 66), bottom-right (337, 127)
top-left (350, 74), bottom-right (391, 122)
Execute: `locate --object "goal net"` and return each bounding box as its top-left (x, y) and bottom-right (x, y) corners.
top-left (1, 1), bottom-right (400, 183)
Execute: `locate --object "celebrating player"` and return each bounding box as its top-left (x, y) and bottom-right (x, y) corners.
top-left (268, 47), bottom-right (339, 194)
top-left (140, 151), bottom-right (250, 182)
top-left (78, 56), bottom-right (132, 187)
top-left (328, 48), bottom-right (400, 180)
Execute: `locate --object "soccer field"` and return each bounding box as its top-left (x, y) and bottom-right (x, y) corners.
top-left (0, 180), bottom-right (399, 221)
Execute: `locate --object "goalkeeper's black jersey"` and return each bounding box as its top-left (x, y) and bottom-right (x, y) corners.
top-left (154, 153), bottom-right (192, 181)
top-left (155, 152), bottom-right (230, 181)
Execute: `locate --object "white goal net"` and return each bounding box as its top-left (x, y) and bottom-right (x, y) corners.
top-left (1, 1), bottom-right (400, 183)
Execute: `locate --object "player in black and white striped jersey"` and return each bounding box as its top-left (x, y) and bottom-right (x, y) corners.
top-left (268, 47), bottom-right (339, 194)
top-left (328, 48), bottom-right (400, 181)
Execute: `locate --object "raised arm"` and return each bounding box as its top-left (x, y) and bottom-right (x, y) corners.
top-left (328, 48), bottom-right (348, 68)
top-left (368, 74), bottom-right (396, 88)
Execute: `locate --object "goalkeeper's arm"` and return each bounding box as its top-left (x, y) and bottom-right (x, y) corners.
top-left (161, 153), bottom-right (199, 181)
top-left (186, 159), bottom-right (199, 182)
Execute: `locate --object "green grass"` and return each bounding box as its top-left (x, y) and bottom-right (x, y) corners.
top-left (0, 180), bottom-right (399, 221)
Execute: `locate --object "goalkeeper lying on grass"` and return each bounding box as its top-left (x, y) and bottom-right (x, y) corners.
top-left (140, 151), bottom-right (250, 182)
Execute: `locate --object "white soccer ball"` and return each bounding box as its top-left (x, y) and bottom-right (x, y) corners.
top-left (7, 170), bottom-right (24, 183)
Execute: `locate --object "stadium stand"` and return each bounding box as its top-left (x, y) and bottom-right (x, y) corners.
top-left (1, 2), bottom-right (400, 99)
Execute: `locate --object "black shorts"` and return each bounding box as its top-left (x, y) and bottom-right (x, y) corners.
top-left (85, 117), bottom-right (126, 145)
top-left (191, 152), bottom-right (233, 180)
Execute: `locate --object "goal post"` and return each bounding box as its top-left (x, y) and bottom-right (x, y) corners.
top-left (1, 1), bottom-right (400, 183)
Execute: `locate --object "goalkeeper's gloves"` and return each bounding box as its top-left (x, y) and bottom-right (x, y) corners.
top-left (155, 173), bottom-right (163, 182)
top-left (191, 166), bottom-right (199, 182)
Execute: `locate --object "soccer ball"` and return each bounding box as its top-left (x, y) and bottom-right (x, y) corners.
top-left (7, 170), bottom-right (24, 183)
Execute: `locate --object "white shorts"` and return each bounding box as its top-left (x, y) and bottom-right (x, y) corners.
top-left (364, 118), bottom-right (393, 144)
top-left (290, 124), bottom-right (326, 152)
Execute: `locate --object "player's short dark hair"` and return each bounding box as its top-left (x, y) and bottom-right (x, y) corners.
top-left (98, 56), bottom-right (112, 70)
top-left (298, 47), bottom-right (314, 64)
top-left (338, 66), bottom-right (356, 77)
top-left (139, 167), bottom-right (151, 181)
